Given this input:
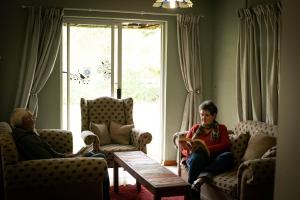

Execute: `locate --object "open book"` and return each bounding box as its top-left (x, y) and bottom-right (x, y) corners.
top-left (73, 145), bottom-right (93, 157)
top-left (179, 137), bottom-right (210, 156)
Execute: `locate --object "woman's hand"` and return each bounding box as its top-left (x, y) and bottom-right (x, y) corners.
top-left (179, 140), bottom-right (192, 151)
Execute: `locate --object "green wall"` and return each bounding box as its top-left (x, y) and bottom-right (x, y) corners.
top-left (0, 2), bottom-right (27, 121)
top-left (211, 0), bottom-right (242, 130)
top-left (275, 0), bottom-right (300, 199)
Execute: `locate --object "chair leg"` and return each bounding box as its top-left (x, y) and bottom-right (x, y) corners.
top-left (177, 149), bottom-right (182, 176)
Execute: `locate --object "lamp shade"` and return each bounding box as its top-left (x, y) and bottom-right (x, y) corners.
top-left (153, 0), bottom-right (193, 9)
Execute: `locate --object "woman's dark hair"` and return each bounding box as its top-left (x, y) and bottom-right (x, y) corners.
top-left (199, 100), bottom-right (218, 115)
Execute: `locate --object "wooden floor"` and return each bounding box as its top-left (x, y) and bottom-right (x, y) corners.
top-left (108, 166), bottom-right (178, 186)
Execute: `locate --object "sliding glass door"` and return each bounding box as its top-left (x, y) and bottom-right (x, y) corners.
top-left (62, 19), bottom-right (163, 162)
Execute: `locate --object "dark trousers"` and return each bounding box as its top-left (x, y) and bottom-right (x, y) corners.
top-left (84, 151), bottom-right (110, 200)
top-left (187, 149), bottom-right (234, 184)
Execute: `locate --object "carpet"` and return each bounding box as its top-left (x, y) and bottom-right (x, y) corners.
top-left (110, 184), bottom-right (185, 200)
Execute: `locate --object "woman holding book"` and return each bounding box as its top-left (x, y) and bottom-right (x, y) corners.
top-left (179, 100), bottom-right (234, 192)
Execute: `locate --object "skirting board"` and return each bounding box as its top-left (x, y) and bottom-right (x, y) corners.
top-left (162, 160), bottom-right (177, 166)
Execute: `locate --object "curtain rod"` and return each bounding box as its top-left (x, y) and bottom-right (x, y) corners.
top-left (22, 6), bottom-right (204, 18)
top-left (64, 7), bottom-right (179, 17)
top-left (21, 5), bottom-right (177, 16)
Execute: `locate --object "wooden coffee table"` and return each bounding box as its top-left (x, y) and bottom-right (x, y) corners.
top-left (113, 151), bottom-right (190, 200)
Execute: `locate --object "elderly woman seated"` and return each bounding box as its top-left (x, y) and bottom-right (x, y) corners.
top-left (10, 108), bottom-right (110, 200)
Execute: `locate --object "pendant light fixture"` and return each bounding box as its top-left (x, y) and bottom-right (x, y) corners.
top-left (153, 0), bottom-right (193, 9)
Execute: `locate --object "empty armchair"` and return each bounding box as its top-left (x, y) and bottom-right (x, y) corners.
top-left (80, 96), bottom-right (152, 168)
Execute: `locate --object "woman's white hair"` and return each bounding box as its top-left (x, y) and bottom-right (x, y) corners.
top-left (10, 108), bottom-right (30, 128)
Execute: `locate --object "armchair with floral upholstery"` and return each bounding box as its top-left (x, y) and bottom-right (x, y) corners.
top-left (80, 96), bottom-right (152, 168)
top-left (173, 120), bottom-right (277, 200)
top-left (0, 121), bottom-right (108, 200)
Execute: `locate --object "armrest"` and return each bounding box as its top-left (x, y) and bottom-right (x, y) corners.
top-left (172, 131), bottom-right (188, 176)
top-left (238, 157), bottom-right (276, 185)
top-left (172, 131), bottom-right (188, 148)
top-left (37, 129), bottom-right (73, 153)
top-left (5, 157), bottom-right (107, 188)
top-left (38, 129), bottom-right (72, 141)
top-left (131, 128), bottom-right (152, 152)
top-left (237, 158), bottom-right (276, 196)
top-left (81, 130), bottom-right (100, 145)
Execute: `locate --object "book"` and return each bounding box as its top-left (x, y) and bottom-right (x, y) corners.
top-left (179, 137), bottom-right (210, 156)
top-left (72, 145), bottom-right (93, 157)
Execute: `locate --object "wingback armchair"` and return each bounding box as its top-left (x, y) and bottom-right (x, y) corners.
top-left (0, 121), bottom-right (108, 200)
top-left (80, 96), bottom-right (152, 168)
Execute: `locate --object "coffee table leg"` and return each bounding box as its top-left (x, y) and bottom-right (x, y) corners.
top-left (184, 193), bottom-right (189, 200)
top-left (136, 180), bottom-right (141, 191)
top-left (153, 194), bottom-right (161, 200)
top-left (114, 160), bottom-right (119, 192)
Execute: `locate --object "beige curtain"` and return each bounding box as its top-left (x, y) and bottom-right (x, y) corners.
top-left (177, 15), bottom-right (203, 131)
top-left (14, 7), bottom-right (63, 115)
top-left (236, 2), bottom-right (281, 125)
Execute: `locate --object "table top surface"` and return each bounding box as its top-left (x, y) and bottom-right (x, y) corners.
top-left (113, 151), bottom-right (190, 188)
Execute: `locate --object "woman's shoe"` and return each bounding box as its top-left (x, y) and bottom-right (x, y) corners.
top-left (189, 187), bottom-right (201, 200)
top-left (191, 177), bottom-right (206, 192)
top-left (180, 157), bottom-right (187, 166)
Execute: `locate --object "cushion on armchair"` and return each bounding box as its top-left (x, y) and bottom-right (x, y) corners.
top-left (242, 132), bottom-right (276, 161)
top-left (110, 121), bottom-right (134, 145)
top-left (90, 122), bottom-right (111, 145)
top-left (230, 131), bottom-right (250, 163)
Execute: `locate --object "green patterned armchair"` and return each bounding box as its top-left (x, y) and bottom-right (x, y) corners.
top-left (174, 120), bottom-right (277, 200)
top-left (0, 122), bottom-right (108, 200)
top-left (80, 96), bottom-right (152, 168)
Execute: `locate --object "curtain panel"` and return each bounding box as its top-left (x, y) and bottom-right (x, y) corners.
top-left (14, 7), bottom-right (63, 116)
top-left (177, 15), bottom-right (203, 131)
top-left (236, 2), bottom-right (281, 125)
